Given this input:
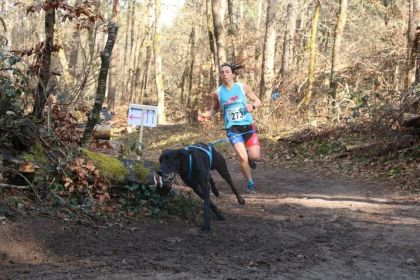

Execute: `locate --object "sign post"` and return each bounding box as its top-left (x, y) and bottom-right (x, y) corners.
top-left (127, 104), bottom-right (158, 158)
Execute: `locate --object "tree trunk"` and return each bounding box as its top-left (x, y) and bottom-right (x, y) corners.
top-left (139, 1), bottom-right (154, 103)
top-left (55, 18), bottom-right (73, 91)
top-left (406, 0), bottom-right (420, 86)
top-left (122, 0), bottom-right (132, 97)
top-left (32, 5), bottom-right (55, 119)
top-left (206, 0), bottom-right (217, 88)
top-left (81, 22), bottom-right (118, 145)
top-left (123, 0), bottom-right (131, 69)
top-left (129, 1), bottom-right (136, 96)
top-left (299, 1), bottom-right (321, 113)
top-left (329, 0), bottom-right (348, 103)
top-left (107, 62), bottom-right (116, 111)
top-left (140, 45), bottom-right (152, 103)
top-left (227, 0), bottom-right (235, 35)
top-left (212, 0), bottom-right (226, 68)
top-left (227, 0), bottom-right (236, 59)
top-left (180, 66), bottom-right (189, 104)
top-left (69, 0), bottom-right (82, 80)
top-left (280, 1), bottom-right (297, 79)
top-left (154, 0), bottom-right (165, 124)
top-left (130, 25), bottom-right (147, 104)
top-left (259, 0), bottom-right (277, 102)
top-left (256, 0), bottom-right (263, 31)
top-left (107, 0), bottom-right (120, 112)
top-left (130, 3), bottom-right (136, 64)
top-left (187, 26), bottom-right (197, 107)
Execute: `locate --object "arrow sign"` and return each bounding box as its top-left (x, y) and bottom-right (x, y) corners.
top-left (127, 104), bottom-right (158, 127)
top-left (129, 114), bottom-right (142, 120)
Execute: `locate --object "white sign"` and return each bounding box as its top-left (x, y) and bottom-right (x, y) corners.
top-left (127, 104), bottom-right (158, 127)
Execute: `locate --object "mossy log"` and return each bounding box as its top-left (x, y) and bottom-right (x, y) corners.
top-left (81, 149), bottom-right (156, 185)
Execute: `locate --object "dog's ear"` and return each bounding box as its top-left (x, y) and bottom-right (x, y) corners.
top-left (177, 149), bottom-right (192, 158)
top-left (160, 149), bottom-right (175, 162)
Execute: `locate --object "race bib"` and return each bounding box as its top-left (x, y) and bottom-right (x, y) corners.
top-left (226, 106), bottom-right (245, 122)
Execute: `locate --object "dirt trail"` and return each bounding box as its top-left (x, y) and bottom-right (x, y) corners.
top-left (1, 160), bottom-right (420, 279)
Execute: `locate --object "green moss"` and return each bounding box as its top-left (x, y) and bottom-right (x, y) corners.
top-left (132, 162), bottom-right (149, 181)
top-left (20, 153), bottom-right (35, 162)
top-left (20, 142), bottom-right (48, 165)
top-left (82, 149), bottom-right (129, 182)
top-left (314, 140), bottom-right (344, 156)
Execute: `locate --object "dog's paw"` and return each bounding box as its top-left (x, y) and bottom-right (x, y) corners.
top-left (237, 197), bottom-right (246, 205)
top-left (201, 224), bottom-right (211, 232)
top-left (216, 215), bottom-right (226, 221)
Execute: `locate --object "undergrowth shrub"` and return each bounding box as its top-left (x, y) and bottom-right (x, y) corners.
top-left (119, 184), bottom-right (201, 221)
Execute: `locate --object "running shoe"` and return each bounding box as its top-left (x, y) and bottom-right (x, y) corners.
top-left (247, 181), bottom-right (256, 194)
top-left (248, 159), bottom-right (257, 169)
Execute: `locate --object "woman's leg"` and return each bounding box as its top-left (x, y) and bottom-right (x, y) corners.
top-left (244, 127), bottom-right (261, 163)
top-left (232, 142), bottom-right (252, 181)
top-left (247, 144), bottom-right (260, 161)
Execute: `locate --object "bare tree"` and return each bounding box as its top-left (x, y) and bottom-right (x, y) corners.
top-left (82, 0), bottom-right (119, 145)
top-left (206, 0), bottom-right (217, 88)
top-left (299, 0), bottom-right (321, 113)
top-left (187, 26), bottom-right (197, 107)
top-left (256, 0), bottom-right (264, 31)
top-left (32, 2), bottom-right (55, 119)
top-left (259, 0), bottom-right (277, 101)
top-left (329, 0), bottom-right (348, 105)
top-left (140, 0), bottom-right (155, 103)
top-left (154, 0), bottom-right (165, 124)
top-left (82, 26), bottom-right (118, 144)
top-left (69, 0), bottom-right (82, 80)
top-left (406, 0), bottom-right (420, 86)
top-left (122, 0), bottom-right (132, 97)
top-left (280, 1), bottom-right (297, 80)
top-left (107, 0), bottom-right (120, 112)
top-left (212, 0), bottom-right (226, 68)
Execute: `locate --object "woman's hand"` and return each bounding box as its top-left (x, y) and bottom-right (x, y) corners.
top-left (198, 112), bottom-right (212, 122)
top-left (246, 103), bottom-right (255, 112)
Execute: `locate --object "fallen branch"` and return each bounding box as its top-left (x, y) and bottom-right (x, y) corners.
top-left (345, 142), bottom-right (377, 152)
top-left (0, 183), bottom-right (29, 190)
top-left (1, 166), bottom-right (42, 203)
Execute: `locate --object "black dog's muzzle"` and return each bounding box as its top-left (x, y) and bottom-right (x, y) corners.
top-left (155, 171), bottom-right (175, 195)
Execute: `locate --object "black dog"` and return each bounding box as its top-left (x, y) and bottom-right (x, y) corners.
top-left (156, 143), bottom-right (245, 231)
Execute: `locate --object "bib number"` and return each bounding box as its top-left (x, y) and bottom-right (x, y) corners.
top-left (227, 106), bottom-right (244, 122)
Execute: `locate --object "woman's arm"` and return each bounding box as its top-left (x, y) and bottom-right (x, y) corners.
top-left (198, 91), bottom-right (220, 121)
top-left (243, 84), bottom-right (262, 112)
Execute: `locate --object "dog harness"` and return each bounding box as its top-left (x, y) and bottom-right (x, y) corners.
top-left (184, 145), bottom-right (213, 179)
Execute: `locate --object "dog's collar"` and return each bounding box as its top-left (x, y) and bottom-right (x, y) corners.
top-left (184, 145), bottom-right (213, 179)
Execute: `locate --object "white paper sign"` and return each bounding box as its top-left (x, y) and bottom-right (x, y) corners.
top-left (127, 104), bottom-right (158, 127)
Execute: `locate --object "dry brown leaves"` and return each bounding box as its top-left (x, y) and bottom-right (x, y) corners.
top-left (51, 106), bottom-right (83, 145)
top-left (89, 140), bottom-right (122, 156)
top-left (63, 157), bottom-right (110, 202)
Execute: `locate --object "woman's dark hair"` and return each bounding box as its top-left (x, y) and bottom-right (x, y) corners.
top-left (220, 63), bottom-right (244, 74)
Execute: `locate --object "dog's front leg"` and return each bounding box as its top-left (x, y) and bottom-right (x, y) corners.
top-left (197, 175), bottom-right (212, 232)
top-left (213, 152), bottom-right (245, 205)
top-left (190, 181), bottom-right (225, 223)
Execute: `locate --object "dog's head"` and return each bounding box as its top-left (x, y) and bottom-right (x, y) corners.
top-left (156, 148), bottom-right (190, 195)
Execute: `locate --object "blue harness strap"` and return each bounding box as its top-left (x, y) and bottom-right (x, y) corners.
top-left (184, 145), bottom-right (213, 179)
top-left (208, 138), bottom-right (230, 145)
top-left (183, 129), bottom-right (255, 178)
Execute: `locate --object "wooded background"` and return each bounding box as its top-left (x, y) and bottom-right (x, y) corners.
top-left (0, 0), bottom-right (419, 139)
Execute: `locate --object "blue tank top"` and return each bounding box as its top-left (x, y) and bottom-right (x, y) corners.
top-left (217, 82), bottom-right (253, 129)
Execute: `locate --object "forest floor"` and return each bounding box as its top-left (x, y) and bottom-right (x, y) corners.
top-left (1, 122), bottom-right (420, 279)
